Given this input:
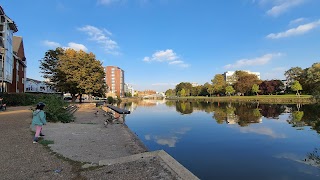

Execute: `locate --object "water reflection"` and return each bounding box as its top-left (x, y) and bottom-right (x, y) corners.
top-left (164, 101), bottom-right (320, 133)
top-left (144, 127), bottom-right (191, 147)
top-left (306, 148), bottom-right (320, 168)
top-left (124, 100), bottom-right (320, 179)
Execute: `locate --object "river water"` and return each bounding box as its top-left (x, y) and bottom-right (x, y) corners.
top-left (123, 100), bottom-right (320, 180)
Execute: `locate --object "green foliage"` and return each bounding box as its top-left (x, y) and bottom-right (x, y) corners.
top-left (234, 71), bottom-right (261, 95)
top-left (1, 93), bottom-right (39, 106)
top-left (165, 89), bottom-right (176, 97)
top-left (39, 139), bottom-right (54, 146)
top-left (3, 93), bottom-right (74, 123)
top-left (107, 96), bottom-right (114, 104)
top-left (291, 81), bottom-right (302, 97)
top-left (175, 82), bottom-right (192, 96)
top-left (285, 67), bottom-right (304, 85)
top-left (207, 86), bottom-right (214, 97)
top-left (225, 85), bottom-right (235, 96)
top-left (292, 111), bottom-right (304, 121)
top-left (180, 88), bottom-right (187, 97)
top-left (37, 95), bottom-right (75, 123)
top-left (211, 74), bottom-right (226, 94)
top-left (252, 84), bottom-right (260, 95)
top-left (39, 48), bottom-right (106, 102)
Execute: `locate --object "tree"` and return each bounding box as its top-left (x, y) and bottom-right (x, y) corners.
top-left (259, 80), bottom-right (283, 95)
top-left (225, 85), bottom-right (235, 96)
top-left (191, 86), bottom-right (201, 96)
top-left (234, 71), bottom-right (261, 95)
top-left (179, 88), bottom-right (187, 97)
top-left (40, 48), bottom-right (106, 102)
top-left (200, 83), bottom-right (211, 96)
top-left (165, 89), bottom-right (175, 97)
top-left (306, 63), bottom-right (320, 98)
top-left (175, 82), bottom-right (192, 96)
top-left (207, 86), bottom-right (214, 97)
top-left (291, 81), bottom-right (302, 97)
top-left (252, 84), bottom-right (260, 95)
top-left (285, 67), bottom-right (304, 85)
top-left (211, 74), bottom-right (226, 95)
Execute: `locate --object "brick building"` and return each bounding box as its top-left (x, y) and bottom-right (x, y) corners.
top-left (0, 6), bottom-right (26, 94)
top-left (105, 66), bottom-right (124, 97)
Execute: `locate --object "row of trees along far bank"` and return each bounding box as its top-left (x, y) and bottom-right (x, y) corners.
top-left (165, 63), bottom-right (320, 102)
top-left (40, 47), bottom-right (106, 102)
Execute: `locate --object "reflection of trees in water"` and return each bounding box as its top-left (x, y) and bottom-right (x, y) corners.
top-left (305, 148), bottom-right (320, 167)
top-left (259, 104), bottom-right (286, 119)
top-left (167, 101), bottom-right (320, 134)
top-left (165, 100), bottom-right (176, 107)
top-left (233, 103), bottom-right (262, 127)
top-left (287, 111), bottom-right (305, 129)
top-left (290, 104), bottom-right (320, 133)
top-left (176, 101), bottom-right (193, 114)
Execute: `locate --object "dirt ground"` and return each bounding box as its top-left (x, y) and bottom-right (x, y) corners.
top-left (0, 106), bottom-right (77, 179)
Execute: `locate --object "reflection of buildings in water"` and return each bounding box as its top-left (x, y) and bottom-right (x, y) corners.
top-left (283, 106), bottom-right (292, 113)
top-left (131, 100), bottom-right (166, 107)
top-left (226, 114), bottom-right (239, 124)
top-left (226, 114), bottom-right (263, 125)
top-left (143, 99), bottom-right (166, 105)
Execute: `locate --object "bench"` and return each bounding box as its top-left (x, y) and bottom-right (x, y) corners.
top-left (96, 101), bottom-right (106, 107)
top-left (65, 104), bottom-right (79, 114)
top-left (106, 105), bottom-right (130, 114)
top-left (103, 105), bottom-right (130, 127)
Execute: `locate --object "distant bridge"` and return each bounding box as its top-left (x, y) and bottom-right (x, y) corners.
top-left (143, 94), bottom-right (166, 99)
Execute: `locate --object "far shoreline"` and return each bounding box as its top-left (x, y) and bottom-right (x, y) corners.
top-left (164, 95), bottom-right (315, 104)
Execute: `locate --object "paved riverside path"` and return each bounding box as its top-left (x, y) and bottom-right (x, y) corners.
top-left (0, 106), bottom-right (75, 179)
top-left (0, 104), bottom-right (199, 179)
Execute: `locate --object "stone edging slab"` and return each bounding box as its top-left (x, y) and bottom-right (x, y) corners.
top-left (99, 150), bottom-right (200, 180)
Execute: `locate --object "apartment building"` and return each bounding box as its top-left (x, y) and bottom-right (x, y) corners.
top-left (0, 6), bottom-right (26, 94)
top-left (25, 78), bottom-right (56, 94)
top-left (105, 66), bottom-right (124, 97)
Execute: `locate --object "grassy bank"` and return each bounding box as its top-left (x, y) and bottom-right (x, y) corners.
top-left (166, 95), bottom-right (315, 104)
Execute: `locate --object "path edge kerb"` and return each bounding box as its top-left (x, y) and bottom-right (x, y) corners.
top-left (99, 150), bottom-right (200, 180)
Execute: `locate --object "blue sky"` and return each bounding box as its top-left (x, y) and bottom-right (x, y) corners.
top-left (2, 0), bottom-right (320, 92)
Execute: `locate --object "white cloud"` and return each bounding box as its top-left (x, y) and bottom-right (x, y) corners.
top-left (65, 42), bottom-right (88, 51)
top-left (267, 0), bottom-right (304, 17)
top-left (144, 127), bottom-right (191, 148)
top-left (224, 53), bottom-right (282, 69)
top-left (43, 40), bottom-right (61, 48)
top-left (255, 0), bottom-right (306, 17)
top-left (143, 49), bottom-right (190, 68)
top-left (43, 40), bottom-right (88, 51)
top-left (267, 20), bottom-right (320, 39)
top-left (240, 127), bottom-right (286, 138)
top-left (78, 25), bottom-right (119, 55)
top-left (289, 17), bottom-right (306, 25)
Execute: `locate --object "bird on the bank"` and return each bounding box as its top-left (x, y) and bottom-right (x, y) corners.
top-left (94, 110), bottom-right (99, 117)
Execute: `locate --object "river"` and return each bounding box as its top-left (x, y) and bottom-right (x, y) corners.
top-left (123, 100), bottom-right (320, 180)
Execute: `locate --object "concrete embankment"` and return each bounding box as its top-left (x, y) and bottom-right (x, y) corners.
top-left (42, 103), bottom-right (200, 179)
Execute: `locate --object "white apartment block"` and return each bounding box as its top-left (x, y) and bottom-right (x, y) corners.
top-left (223, 71), bottom-right (261, 84)
top-left (25, 78), bottom-right (56, 93)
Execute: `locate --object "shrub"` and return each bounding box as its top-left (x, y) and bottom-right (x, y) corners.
top-left (107, 96), bottom-right (114, 104)
top-left (37, 95), bottom-right (75, 123)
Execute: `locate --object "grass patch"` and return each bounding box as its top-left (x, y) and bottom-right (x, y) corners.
top-left (168, 95), bottom-right (315, 104)
top-left (39, 139), bottom-right (54, 146)
top-left (80, 122), bottom-right (97, 125)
